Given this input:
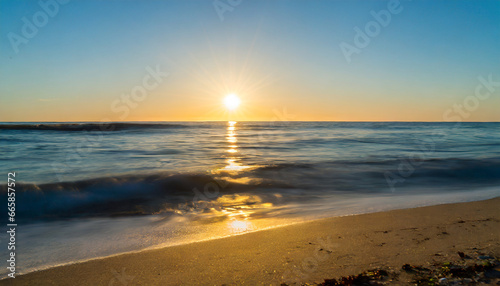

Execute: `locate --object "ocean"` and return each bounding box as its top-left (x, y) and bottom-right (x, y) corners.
top-left (1, 121), bottom-right (499, 275)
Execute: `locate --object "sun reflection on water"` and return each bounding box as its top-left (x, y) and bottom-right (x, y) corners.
top-left (222, 121), bottom-right (250, 172)
top-left (229, 220), bottom-right (253, 233)
top-left (203, 122), bottom-right (272, 233)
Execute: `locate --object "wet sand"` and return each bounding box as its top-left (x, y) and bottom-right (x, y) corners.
top-left (3, 197), bottom-right (499, 285)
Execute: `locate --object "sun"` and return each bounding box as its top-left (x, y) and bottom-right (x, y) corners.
top-left (224, 94), bottom-right (241, 111)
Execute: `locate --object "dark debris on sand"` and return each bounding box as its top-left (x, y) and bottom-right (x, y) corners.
top-left (316, 269), bottom-right (392, 285)
top-left (280, 252), bottom-right (500, 286)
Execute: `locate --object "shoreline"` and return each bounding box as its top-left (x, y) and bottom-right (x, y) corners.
top-left (5, 189), bottom-right (498, 277)
top-left (3, 197), bottom-right (499, 285)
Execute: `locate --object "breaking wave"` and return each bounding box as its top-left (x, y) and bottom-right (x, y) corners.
top-left (0, 122), bottom-right (189, 132)
top-left (3, 157), bottom-right (499, 222)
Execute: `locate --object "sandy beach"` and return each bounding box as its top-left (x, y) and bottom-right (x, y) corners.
top-left (2, 0), bottom-right (499, 284)
top-left (2, 197), bottom-right (498, 285)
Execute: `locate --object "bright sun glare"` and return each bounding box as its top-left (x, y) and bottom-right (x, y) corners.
top-left (224, 94), bottom-right (241, 111)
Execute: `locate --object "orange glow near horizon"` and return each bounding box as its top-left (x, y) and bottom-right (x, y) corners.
top-left (2, 1), bottom-right (500, 123)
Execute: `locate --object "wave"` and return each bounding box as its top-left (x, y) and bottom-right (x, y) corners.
top-left (0, 122), bottom-right (188, 132)
top-left (0, 172), bottom-right (293, 222)
top-left (2, 157), bottom-right (499, 222)
top-left (2, 121), bottom-right (499, 132)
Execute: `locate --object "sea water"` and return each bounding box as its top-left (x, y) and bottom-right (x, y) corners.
top-left (1, 121), bottom-right (499, 275)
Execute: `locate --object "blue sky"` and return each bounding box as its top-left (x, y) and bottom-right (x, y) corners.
top-left (1, 0), bottom-right (499, 121)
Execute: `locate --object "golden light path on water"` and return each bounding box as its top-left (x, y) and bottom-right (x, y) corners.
top-left (224, 121), bottom-right (248, 172)
top-left (145, 121), bottom-right (304, 252)
top-left (179, 121), bottom-right (294, 237)
top-left (223, 121), bottom-right (253, 232)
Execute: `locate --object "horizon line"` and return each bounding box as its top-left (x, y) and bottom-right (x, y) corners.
top-left (1, 120), bottom-right (500, 123)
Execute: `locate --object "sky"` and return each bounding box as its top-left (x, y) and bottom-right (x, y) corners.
top-left (0, 0), bottom-right (499, 122)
